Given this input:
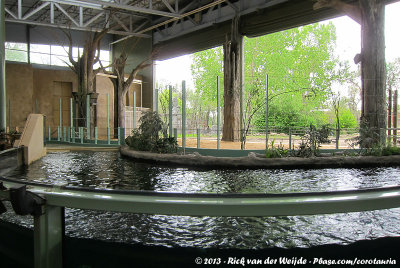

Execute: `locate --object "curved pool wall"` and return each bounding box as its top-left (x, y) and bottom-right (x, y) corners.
top-left (2, 150), bottom-right (400, 266)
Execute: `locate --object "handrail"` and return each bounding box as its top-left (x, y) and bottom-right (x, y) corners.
top-left (1, 176), bottom-right (400, 217)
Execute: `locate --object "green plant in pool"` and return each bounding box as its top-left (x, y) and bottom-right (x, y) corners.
top-left (265, 139), bottom-right (288, 158)
top-left (125, 111), bottom-right (177, 153)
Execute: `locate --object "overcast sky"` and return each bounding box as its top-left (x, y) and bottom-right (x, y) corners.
top-left (156, 2), bottom-right (400, 90)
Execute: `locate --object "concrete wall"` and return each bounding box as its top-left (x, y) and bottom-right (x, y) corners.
top-left (6, 62), bottom-right (143, 138)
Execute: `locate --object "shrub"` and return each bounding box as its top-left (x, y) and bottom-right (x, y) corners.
top-left (125, 111), bottom-right (177, 153)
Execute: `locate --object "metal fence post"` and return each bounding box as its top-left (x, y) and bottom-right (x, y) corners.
top-left (95, 127), bottom-right (98, 144)
top-left (217, 76), bottom-right (220, 150)
top-left (79, 127), bottom-right (83, 144)
top-left (86, 94), bottom-right (90, 140)
top-left (48, 126), bottom-right (51, 141)
top-left (34, 206), bottom-right (63, 268)
top-left (174, 128), bottom-right (177, 139)
top-left (336, 129), bottom-right (339, 150)
top-left (133, 91), bottom-right (136, 130)
top-left (265, 74), bottom-right (269, 150)
top-left (289, 127), bottom-right (292, 152)
top-left (182, 81), bottom-right (186, 152)
top-left (197, 128), bottom-right (201, 149)
top-left (169, 85), bottom-right (173, 137)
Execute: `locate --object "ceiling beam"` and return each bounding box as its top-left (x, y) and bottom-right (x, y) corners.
top-left (42, 0), bottom-right (180, 18)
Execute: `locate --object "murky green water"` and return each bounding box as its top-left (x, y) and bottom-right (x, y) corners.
top-left (2, 151), bottom-right (400, 249)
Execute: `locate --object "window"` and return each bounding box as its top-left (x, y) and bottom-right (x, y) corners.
top-left (5, 42), bottom-right (28, 62)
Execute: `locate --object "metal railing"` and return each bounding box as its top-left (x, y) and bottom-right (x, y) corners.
top-left (1, 176), bottom-right (400, 268)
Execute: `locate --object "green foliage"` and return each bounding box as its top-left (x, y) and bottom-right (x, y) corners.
top-left (348, 119), bottom-right (381, 149)
top-left (338, 108), bottom-right (358, 129)
top-left (294, 124), bottom-right (332, 157)
top-left (265, 139), bottom-right (288, 158)
top-left (125, 111), bottom-right (177, 153)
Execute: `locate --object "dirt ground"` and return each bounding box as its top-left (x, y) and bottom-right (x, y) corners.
top-left (177, 137), bottom-right (349, 150)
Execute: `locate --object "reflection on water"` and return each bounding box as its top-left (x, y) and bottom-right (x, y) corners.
top-left (2, 151), bottom-right (400, 249)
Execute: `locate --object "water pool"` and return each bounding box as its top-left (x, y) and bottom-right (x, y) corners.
top-left (2, 151), bottom-right (400, 249)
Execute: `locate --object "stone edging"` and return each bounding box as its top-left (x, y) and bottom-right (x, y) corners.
top-left (120, 146), bottom-right (400, 169)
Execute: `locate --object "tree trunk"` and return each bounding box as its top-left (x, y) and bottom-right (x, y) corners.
top-left (222, 17), bottom-right (242, 142)
top-left (360, 0), bottom-right (386, 144)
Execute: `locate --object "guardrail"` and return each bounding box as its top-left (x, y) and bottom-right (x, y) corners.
top-left (1, 176), bottom-right (400, 268)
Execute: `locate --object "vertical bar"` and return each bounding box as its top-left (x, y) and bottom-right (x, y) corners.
top-left (70, 98), bottom-right (73, 129)
top-left (118, 127), bottom-right (121, 145)
top-left (133, 91), bottom-right (137, 129)
top-left (169, 85), bottom-right (173, 137)
top-left (265, 74), bottom-right (269, 150)
top-left (393, 90), bottom-right (398, 145)
top-left (86, 94), bottom-right (90, 139)
top-left (217, 76), bottom-right (221, 150)
top-left (48, 126), bottom-right (51, 141)
top-left (174, 128), bottom-right (177, 139)
top-left (67, 127), bottom-right (70, 142)
top-left (107, 93), bottom-right (110, 144)
top-left (121, 128), bottom-right (125, 145)
top-left (8, 99), bottom-right (11, 130)
top-left (71, 127), bottom-right (75, 143)
top-left (79, 127), bottom-right (83, 144)
top-left (57, 126), bottom-right (60, 141)
top-left (95, 127), bottom-right (98, 144)
top-left (182, 81), bottom-right (186, 151)
top-left (289, 128), bottom-right (292, 152)
top-left (63, 127), bottom-right (66, 142)
top-left (388, 88), bottom-right (392, 138)
top-left (0, 1), bottom-right (6, 131)
top-left (197, 128), bottom-right (201, 149)
top-left (34, 206), bottom-right (63, 268)
top-left (59, 98), bottom-right (62, 129)
top-left (155, 87), bottom-right (159, 113)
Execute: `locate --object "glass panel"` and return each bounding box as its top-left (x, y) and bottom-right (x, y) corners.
top-left (51, 45), bottom-right (69, 57)
top-left (5, 42), bottom-right (28, 62)
top-left (30, 52), bottom-right (51, 65)
top-left (30, 43), bottom-right (50, 54)
top-left (51, 55), bottom-right (70, 67)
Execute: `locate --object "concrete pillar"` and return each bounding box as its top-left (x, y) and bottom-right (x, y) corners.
top-left (0, 1), bottom-right (6, 131)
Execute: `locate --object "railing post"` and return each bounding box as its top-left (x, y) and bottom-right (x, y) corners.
top-left (95, 127), bottom-right (98, 144)
top-left (174, 128), bottom-right (177, 139)
top-left (182, 81), bottom-right (186, 152)
top-left (265, 74), bottom-right (269, 150)
top-left (133, 91), bottom-right (137, 130)
top-left (48, 126), bottom-right (51, 141)
top-left (34, 206), bottom-right (63, 268)
top-left (107, 128), bottom-right (110, 145)
top-left (79, 127), bottom-right (83, 144)
top-left (86, 94), bottom-right (90, 140)
top-left (57, 126), bottom-right (60, 141)
top-left (289, 128), bottom-right (292, 152)
top-left (118, 127), bottom-right (121, 145)
top-left (197, 128), bottom-right (201, 149)
top-left (217, 76), bottom-right (220, 150)
top-left (169, 85), bottom-right (173, 137)
top-left (67, 127), bottom-right (70, 142)
top-left (71, 127), bottom-right (75, 143)
top-left (63, 127), bottom-right (66, 142)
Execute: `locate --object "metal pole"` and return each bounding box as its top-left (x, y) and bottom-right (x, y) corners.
top-left (174, 128), bottom-right (177, 139)
top-left (266, 74), bottom-right (269, 150)
top-left (133, 91), bottom-right (136, 130)
top-left (86, 94), bottom-right (90, 139)
top-left (48, 126), bottom-right (51, 141)
top-left (197, 128), bottom-right (200, 149)
top-left (155, 87), bottom-right (158, 113)
top-left (289, 128), bottom-right (292, 152)
top-left (169, 85), bottom-right (173, 137)
top-left (107, 93), bottom-right (110, 144)
top-left (217, 76), bottom-right (221, 150)
top-left (95, 127), bottom-right (98, 144)
top-left (8, 99), bottom-right (10, 131)
top-left (182, 81), bottom-right (186, 152)
top-left (70, 98), bottom-right (73, 129)
top-left (0, 1), bottom-right (6, 131)
top-left (59, 98), bottom-right (62, 129)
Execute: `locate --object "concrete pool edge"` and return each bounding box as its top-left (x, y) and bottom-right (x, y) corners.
top-left (120, 146), bottom-right (400, 169)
